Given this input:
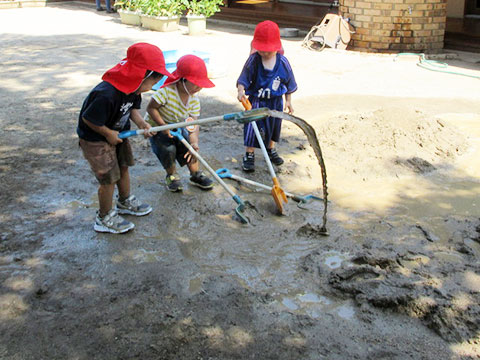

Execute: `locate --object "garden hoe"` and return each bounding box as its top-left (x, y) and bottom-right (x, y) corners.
top-left (169, 129), bottom-right (254, 225)
top-left (216, 168), bottom-right (323, 209)
top-left (241, 98), bottom-right (287, 215)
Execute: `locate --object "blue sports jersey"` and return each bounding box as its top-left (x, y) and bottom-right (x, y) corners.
top-left (237, 52), bottom-right (297, 148)
top-left (237, 52), bottom-right (297, 101)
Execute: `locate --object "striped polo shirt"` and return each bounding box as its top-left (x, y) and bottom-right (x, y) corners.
top-left (145, 84), bottom-right (201, 126)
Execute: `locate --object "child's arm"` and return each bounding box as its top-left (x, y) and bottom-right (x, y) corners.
top-left (284, 93), bottom-right (294, 114)
top-left (146, 98), bottom-right (171, 137)
top-left (184, 117), bottom-right (200, 164)
top-left (237, 84), bottom-right (247, 102)
top-left (82, 118), bottom-right (122, 145)
top-left (130, 109), bottom-right (153, 138)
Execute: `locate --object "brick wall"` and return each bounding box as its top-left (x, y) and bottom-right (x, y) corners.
top-left (339, 0), bottom-right (447, 53)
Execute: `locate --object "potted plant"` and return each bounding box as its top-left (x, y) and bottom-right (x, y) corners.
top-left (114, 0), bottom-right (141, 26)
top-left (184, 0), bottom-right (224, 35)
top-left (0, 0), bottom-right (19, 9)
top-left (139, 0), bottom-right (185, 32)
top-left (0, 0), bottom-right (46, 9)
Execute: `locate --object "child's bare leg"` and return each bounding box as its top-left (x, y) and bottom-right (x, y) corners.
top-left (165, 165), bottom-right (176, 176)
top-left (246, 146), bottom-right (255, 153)
top-left (187, 160), bottom-right (199, 175)
top-left (268, 140), bottom-right (275, 149)
top-left (117, 166), bottom-right (130, 201)
top-left (98, 183), bottom-right (115, 217)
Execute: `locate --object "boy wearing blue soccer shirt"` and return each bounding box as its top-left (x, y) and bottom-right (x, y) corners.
top-left (237, 20), bottom-right (297, 172)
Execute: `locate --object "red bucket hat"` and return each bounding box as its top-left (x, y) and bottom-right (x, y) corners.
top-left (162, 54), bottom-right (215, 89)
top-left (102, 42), bottom-right (172, 94)
top-left (251, 20), bottom-right (282, 52)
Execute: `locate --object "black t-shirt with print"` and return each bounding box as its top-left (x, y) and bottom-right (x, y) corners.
top-left (77, 81), bottom-right (141, 142)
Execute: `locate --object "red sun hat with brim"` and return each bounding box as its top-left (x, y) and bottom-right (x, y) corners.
top-left (162, 54), bottom-right (215, 89)
top-left (102, 42), bottom-right (172, 94)
top-left (251, 20), bottom-right (282, 52)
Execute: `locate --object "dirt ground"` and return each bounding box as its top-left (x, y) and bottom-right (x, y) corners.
top-left (1, 3), bottom-right (480, 359)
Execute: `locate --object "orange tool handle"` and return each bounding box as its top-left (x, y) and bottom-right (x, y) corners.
top-left (241, 98), bottom-right (252, 111)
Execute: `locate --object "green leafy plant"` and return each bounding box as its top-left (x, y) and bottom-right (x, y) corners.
top-left (114, 0), bottom-right (140, 12)
top-left (139, 0), bottom-right (186, 17)
top-left (184, 0), bottom-right (224, 18)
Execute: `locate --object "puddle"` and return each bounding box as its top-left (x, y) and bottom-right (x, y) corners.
top-left (132, 249), bottom-right (164, 263)
top-left (298, 292), bottom-right (331, 305)
top-left (278, 293), bottom-right (355, 321)
top-left (336, 304), bottom-right (355, 320)
top-left (324, 252), bottom-right (350, 269)
top-left (282, 297), bottom-right (299, 310)
top-left (189, 275), bottom-right (206, 295)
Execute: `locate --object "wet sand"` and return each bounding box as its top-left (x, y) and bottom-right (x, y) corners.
top-left (1, 3), bottom-right (480, 359)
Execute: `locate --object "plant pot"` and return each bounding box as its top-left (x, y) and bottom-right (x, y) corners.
top-left (0, 1), bottom-right (20, 9)
top-left (118, 9), bottom-right (141, 26)
top-left (140, 14), bottom-right (180, 32)
top-left (187, 14), bottom-right (206, 36)
top-left (20, 0), bottom-right (46, 7)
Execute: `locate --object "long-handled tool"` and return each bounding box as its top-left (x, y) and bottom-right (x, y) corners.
top-left (216, 168), bottom-right (323, 208)
top-left (241, 98), bottom-right (287, 214)
top-left (169, 129), bottom-right (253, 224)
top-left (119, 107), bottom-right (329, 234)
top-left (118, 108), bottom-right (270, 139)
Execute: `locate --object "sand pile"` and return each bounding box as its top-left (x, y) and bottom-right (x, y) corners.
top-left (317, 108), bottom-right (468, 179)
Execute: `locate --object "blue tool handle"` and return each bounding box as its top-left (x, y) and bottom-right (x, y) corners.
top-left (169, 129), bottom-right (184, 140)
top-left (215, 168), bottom-right (232, 179)
top-left (118, 130), bottom-right (139, 139)
top-left (232, 195), bottom-right (244, 206)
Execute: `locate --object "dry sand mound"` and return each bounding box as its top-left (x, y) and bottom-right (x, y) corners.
top-left (317, 108), bottom-right (468, 179)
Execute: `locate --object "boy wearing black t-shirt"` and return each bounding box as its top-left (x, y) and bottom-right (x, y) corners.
top-left (77, 43), bottom-right (171, 234)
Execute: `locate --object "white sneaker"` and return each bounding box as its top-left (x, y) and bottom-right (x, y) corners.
top-left (116, 195), bottom-right (152, 216)
top-left (94, 209), bottom-right (135, 234)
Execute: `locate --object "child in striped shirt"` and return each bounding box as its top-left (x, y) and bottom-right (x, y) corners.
top-left (146, 55), bottom-right (215, 192)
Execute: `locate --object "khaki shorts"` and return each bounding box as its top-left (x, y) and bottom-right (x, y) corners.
top-left (79, 139), bottom-right (134, 185)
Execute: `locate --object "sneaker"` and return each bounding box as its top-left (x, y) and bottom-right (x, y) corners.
top-left (116, 195), bottom-right (153, 216)
top-left (94, 209), bottom-right (135, 234)
top-left (96, 6), bottom-right (105, 11)
top-left (242, 152), bottom-right (255, 172)
top-left (190, 171), bottom-right (214, 190)
top-left (267, 148), bottom-right (284, 166)
top-left (106, 8), bottom-right (116, 13)
top-left (166, 173), bottom-right (183, 192)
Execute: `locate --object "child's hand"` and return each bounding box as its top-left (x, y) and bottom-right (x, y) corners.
top-left (284, 101), bottom-right (294, 114)
top-left (142, 123), bottom-right (154, 138)
top-left (106, 130), bottom-right (123, 145)
top-left (184, 143), bottom-right (199, 163)
top-left (164, 130), bottom-right (173, 138)
top-left (237, 88), bottom-right (246, 102)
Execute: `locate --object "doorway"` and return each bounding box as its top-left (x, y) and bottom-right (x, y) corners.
top-left (466, 0), bottom-right (480, 15)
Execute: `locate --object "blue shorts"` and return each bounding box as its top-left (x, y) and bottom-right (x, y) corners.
top-left (149, 127), bottom-right (191, 170)
top-left (243, 96), bottom-right (283, 148)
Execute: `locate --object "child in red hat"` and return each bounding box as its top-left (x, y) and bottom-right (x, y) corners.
top-left (146, 54), bottom-right (215, 192)
top-left (237, 20), bottom-right (297, 172)
top-left (77, 42), bottom-right (171, 234)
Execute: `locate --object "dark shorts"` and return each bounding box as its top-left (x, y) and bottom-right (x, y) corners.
top-left (79, 138), bottom-right (134, 185)
top-left (243, 96), bottom-right (283, 148)
top-left (149, 128), bottom-right (192, 170)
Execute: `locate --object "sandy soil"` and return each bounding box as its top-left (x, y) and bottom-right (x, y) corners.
top-left (1, 3), bottom-right (480, 359)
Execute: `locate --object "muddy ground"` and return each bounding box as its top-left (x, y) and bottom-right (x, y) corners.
top-left (1, 3), bottom-right (480, 359)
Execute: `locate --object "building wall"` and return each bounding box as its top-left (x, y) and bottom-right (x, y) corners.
top-left (339, 0), bottom-right (447, 53)
top-left (446, 0), bottom-right (465, 18)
